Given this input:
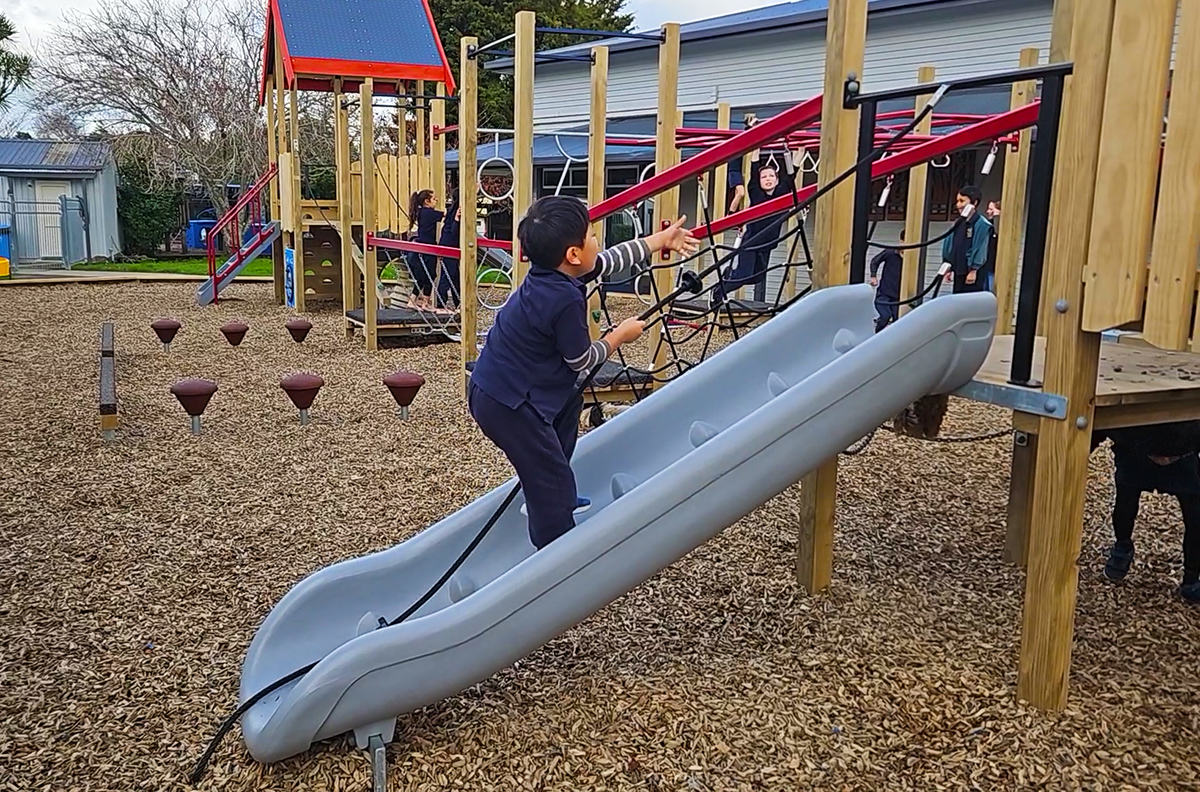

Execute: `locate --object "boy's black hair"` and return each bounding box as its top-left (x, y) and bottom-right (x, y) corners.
top-left (518, 196), bottom-right (590, 269)
top-left (957, 184), bottom-right (983, 205)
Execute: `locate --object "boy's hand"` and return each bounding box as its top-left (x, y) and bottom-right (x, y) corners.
top-left (657, 217), bottom-right (700, 256)
top-left (615, 317), bottom-right (646, 344)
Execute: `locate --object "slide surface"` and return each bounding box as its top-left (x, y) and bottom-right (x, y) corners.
top-left (237, 284), bottom-right (998, 763)
top-left (195, 221), bottom-right (281, 306)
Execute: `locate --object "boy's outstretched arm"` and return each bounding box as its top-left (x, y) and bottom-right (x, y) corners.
top-left (580, 219), bottom-right (700, 285)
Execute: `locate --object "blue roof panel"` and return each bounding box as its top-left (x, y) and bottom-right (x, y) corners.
top-left (277, 0), bottom-right (444, 67)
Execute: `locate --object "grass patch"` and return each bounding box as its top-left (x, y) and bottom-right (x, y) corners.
top-left (75, 257), bottom-right (274, 277)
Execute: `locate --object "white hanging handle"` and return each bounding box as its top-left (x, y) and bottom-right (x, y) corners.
top-left (981, 142), bottom-right (998, 176)
top-left (877, 175), bottom-right (893, 208)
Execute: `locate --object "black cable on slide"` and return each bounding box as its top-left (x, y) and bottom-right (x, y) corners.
top-left (189, 82), bottom-right (949, 786)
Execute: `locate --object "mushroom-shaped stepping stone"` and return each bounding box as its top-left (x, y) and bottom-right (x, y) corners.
top-left (220, 321), bottom-right (249, 347)
top-left (383, 370), bottom-right (425, 420)
top-left (151, 318), bottom-right (182, 352)
top-left (280, 373), bottom-right (324, 425)
top-left (170, 379), bottom-right (218, 435)
top-left (285, 317), bottom-right (313, 343)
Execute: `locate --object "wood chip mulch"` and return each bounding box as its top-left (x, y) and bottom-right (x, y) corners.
top-left (1, 280), bottom-right (1198, 791)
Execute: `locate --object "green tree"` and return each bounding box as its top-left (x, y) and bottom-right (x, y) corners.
top-left (429, 0), bottom-right (635, 129)
top-left (116, 154), bottom-right (183, 257)
top-left (0, 13), bottom-right (33, 110)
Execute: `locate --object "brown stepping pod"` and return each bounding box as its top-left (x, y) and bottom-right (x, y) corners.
top-left (383, 370), bottom-right (425, 420)
top-left (220, 321), bottom-right (249, 347)
top-left (151, 318), bottom-right (182, 352)
top-left (280, 372), bottom-right (324, 425)
top-left (285, 317), bottom-right (313, 343)
top-left (170, 378), bottom-right (218, 435)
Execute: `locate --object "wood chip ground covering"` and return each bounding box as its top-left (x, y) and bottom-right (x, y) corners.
top-left (2, 281), bottom-right (1199, 792)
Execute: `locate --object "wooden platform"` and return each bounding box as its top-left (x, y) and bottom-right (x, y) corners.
top-left (464, 359), bottom-right (653, 404)
top-left (345, 307), bottom-right (460, 338)
top-left (960, 335), bottom-right (1200, 430)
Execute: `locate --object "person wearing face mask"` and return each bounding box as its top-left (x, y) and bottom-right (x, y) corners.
top-left (940, 185), bottom-right (992, 294)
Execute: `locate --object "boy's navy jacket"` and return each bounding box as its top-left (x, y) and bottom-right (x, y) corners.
top-left (471, 239), bottom-right (650, 425)
top-left (439, 201), bottom-right (460, 248)
top-left (869, 248), bottom-right (902, 300)
top-left (941, 210), bottom-right (992, 274)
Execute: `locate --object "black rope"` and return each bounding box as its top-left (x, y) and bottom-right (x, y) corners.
top-left (188, 88), bottom-right (945, 785)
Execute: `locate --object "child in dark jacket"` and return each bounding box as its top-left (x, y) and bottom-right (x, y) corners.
top-left (405, 189), bottom-right (445, 312)
top-left (435, 191), bottom-right (462, 310)
top-left (1093, 420), bottom-right (1200, 602)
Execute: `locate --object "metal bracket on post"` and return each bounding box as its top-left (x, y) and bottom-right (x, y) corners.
top-left (952, 379), bottom-right (1068, 420)
top-left (369, 735), bottom-right (387, 792)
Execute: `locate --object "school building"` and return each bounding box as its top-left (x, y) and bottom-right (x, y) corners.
top-left (450, 0), bottom-right (1060, 296)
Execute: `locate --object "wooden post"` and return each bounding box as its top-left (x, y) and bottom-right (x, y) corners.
top-left (266, 73), bottom-right (284, 305)
top-left (1080, 0), bottom-right (1176, 333)
top-left (900, 65), bottom-right (935, 316)
top-left (712, 103), bottom-right (731, 290)
top-left (289, 83), bottom-right (305, 311)
top-left (1017, 0), bottom-right (1114, 711)
top-left (335, 80), bottom-right (356, 337)
top-left (460, 37), bottom-right (480, 397)
top-left (512, 10), bottom-right (536, 286)
top-left (1144, 0), bottom-right (1200, 352)
top-left (432, 83), bottom-right (447, 201)
top-left (649, 22), bottom-right (682, 387)
top-left (587, 45), bottom-right (609, 341)
top-left (415, 80), bottom-right (427, 160)
top-left (1003, 429), bottom-right (1038, 566)
top-left (994, 49), bottom-right (1038, 334)
top-left (273, 43), bottom-right (289, 305)
top-left (796, 0), bottom-right (866, 595)
top-left (360, 78), bottom-right (379, 351)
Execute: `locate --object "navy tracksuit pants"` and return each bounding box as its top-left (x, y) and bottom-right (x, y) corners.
top-left (468, 382), bottom-right (584, 549)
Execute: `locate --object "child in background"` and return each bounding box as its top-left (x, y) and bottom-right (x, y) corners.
top-left (469, 196), bottom-right (698, 550)
top-left (405, 189), bottom-right (445, 312)
top-left (1093, 421), bottom-right (1200, 603)
top-left (435, 189), bottom-right (462, 311)
top-left (869, 230), bottom-right (904, 332)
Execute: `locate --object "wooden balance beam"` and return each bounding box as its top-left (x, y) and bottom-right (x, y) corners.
top-left (99, 322), bottom-right (118, 441)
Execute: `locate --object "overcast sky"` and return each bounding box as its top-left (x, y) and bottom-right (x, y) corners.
top-left (8, 0), bottom-right (779, 48)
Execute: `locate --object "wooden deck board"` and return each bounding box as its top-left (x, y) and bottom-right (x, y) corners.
top-left (973, 335), bottom-right (1200, 408)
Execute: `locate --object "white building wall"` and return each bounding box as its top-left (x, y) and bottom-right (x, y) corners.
top-left (528, 0), bottom-right (1054, 128)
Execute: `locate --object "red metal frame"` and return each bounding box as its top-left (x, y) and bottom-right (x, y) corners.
top-left (587, 94), bottom-right (824, 222)
top-left (694, 101), bottom-right (1041, 238)
top-left (367, 234), bottom-right (514, 258)
top-left (207, 164), bottom-right (279, 304)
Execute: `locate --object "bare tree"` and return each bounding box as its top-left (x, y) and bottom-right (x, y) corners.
top-left (36, 0), bottom-right (266, 221)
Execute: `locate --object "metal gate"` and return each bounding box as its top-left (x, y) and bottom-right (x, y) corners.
top-left (1, 196), bottom-right (89, 271)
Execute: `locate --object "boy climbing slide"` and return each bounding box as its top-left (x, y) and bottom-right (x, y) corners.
top-left (469, 196), bottom-right (699, 550)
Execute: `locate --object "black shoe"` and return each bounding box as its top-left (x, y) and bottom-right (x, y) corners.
top-left (1180, 579), bottom-right (1200, 604)
top-left (1104, 542), bottom-right (1135, 582)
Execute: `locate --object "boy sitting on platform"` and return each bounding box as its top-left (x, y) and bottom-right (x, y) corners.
top-left (469, 196), bottom-right (698, 550)
top-left (1093, 421), bottom-right (1200, 603)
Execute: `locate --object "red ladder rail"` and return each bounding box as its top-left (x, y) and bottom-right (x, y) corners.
top-left (207, 163), bottom-right (279, 304)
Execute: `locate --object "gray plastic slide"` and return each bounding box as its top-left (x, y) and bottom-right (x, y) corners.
top-left (237, 283), bottom-right (997, 764)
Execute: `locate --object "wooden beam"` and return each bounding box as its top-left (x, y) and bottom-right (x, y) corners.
top-left (587, 45), bottom-right (609, 341)
top-left (712, 103), bottom-right (732, 292)
top-left (266, 73), bottom-right (285, 305)
top-left (335, 79), bottom-right (357, 337)
top-left (288, 83), bottom-right (305, 311)
top-left (432, 82), bottom-right (447, 200)
top-left (649, 22), bottom-right (682, 388)
top-left (1144, 0), bottom-right (1200, 351)
top-left (1017, 0), bottom-right (1115, 711)
top-left (459, 37), bottom-right (480, 397)
top-left (1080, 0), bottom-right (1176, 332)
top-left (796, 0), bottom-right (866, 595)
top-left (512, 10), bottom-right (536, 286)
top-left (360, 78), bottom-right (379, 351)
top-left (1003, 430), bottom-right (1037, 567)
top-left (994, 49), bottom-right (1038, 334)
top-left (900, 65), bottom-right (935, 316)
